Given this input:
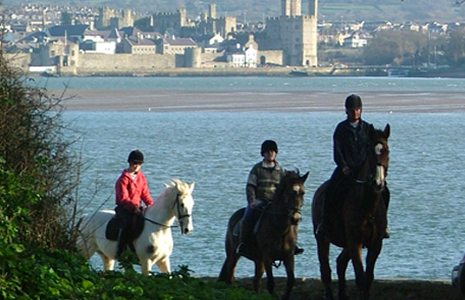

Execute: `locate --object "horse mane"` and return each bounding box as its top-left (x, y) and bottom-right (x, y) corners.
top-left (165, 178), bottom-right (193, 196)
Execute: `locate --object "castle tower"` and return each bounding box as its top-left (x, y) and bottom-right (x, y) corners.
top-left (96, 7), bottom-right (114, 30)
top-left (282, 0), bottom-right (290, 16)
top-left (305, 0), bottom-right (318, 66)
top-left (209, 3), bottom-right (217, 19)
top-left (309, 0), bottom-right (318, 17)
top-left (282, 0), bottom-right (301, 16)
top-left (261, 0), bottom-right (317, 66)
top-left (179, 8), bottom-right (187, 27)
top-left (42, 7), bottom-right (47, 29)
top-left (121, 9), bottom-right (134, 28)
top-left (291, 0), bottom-right (301, 16)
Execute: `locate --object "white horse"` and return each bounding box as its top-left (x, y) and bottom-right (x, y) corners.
top-left (77, 179), bottom-right (195, 275)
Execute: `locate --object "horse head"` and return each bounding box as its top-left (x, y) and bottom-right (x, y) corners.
top-left (368, 124), bottom-right (390, 191)
top-left (166, 179), bottom-right (195, 235)
top-left (274, 170), bottom-right (309, 226)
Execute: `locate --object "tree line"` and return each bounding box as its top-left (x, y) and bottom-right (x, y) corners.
top-left (319, 28), bottom-right (465, 68)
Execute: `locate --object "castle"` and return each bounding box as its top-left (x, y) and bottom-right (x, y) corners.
top-left (92, 1), bottom-right (317, 67)
top-left (258, 0), bottom-right (318, 66)
top-left (9, 1), bottom-right (318, 75)
top-left (95, 4), bottom-right (236, 41)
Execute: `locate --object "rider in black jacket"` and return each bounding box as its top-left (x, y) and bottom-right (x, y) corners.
top-left (316, 94), bottom-right (390, 238)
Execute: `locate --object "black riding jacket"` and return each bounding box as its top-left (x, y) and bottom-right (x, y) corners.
top-left (333, 119), bottom-right (370, 173)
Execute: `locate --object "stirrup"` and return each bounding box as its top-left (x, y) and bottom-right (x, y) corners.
top-left (236, 242), bottom-right (246, 255)
top-left (315, 223), bottom-right (327, 237)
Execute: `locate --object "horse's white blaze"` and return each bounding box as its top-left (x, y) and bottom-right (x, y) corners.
top-left (173, 181), bottom-right (195, 235)
top-left (77, 179), bottom-right (195, 276)
top-left (374, 143), bottom-right (383, 155)
top-left (374, 143), bottom-right (386, 187)
top-left (375, 164), bottom-right (385, 187)
top-left (293, 184), bottom-right (301, 193)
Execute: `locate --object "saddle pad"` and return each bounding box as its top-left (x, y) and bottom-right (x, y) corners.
top-left (105, 217), bottom-right (121, 241)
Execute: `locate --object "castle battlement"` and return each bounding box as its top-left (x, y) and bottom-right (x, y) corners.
top-left (153, 12), bottom-right (180, 17)
top-left (267, 15), bottom-right (316, 21)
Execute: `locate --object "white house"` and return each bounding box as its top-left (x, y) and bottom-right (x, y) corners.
top-left (227, 52), bottom-right (246, 67)
top-left (244, 44), bottom-right (257, 68)
top-left (343, 32), bottom-right (368, 48)
top-left (81, 40), bottom-right (116, 54)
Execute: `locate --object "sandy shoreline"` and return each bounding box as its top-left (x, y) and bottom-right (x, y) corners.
top-left (56, 89), bottom-right (465, 113)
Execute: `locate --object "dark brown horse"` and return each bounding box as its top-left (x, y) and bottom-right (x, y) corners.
top-left (218, 170), bottom-right (309, 300)
top-left (312, 124), bottom-right (390, 300)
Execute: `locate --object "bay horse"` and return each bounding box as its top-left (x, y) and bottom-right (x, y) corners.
top-left (77, 179), bottom-right (195, 275)
top-left (218, 170), bottom-right (309, 300)
top-left (312, 124), bottom-right (390, 300)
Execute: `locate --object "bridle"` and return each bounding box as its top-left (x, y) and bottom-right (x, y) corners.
top-left (173, 193), bottom-right (191, 221)
top-left (352, 140), bottom-right (388, 191)
top-left (263, 183), bottom-right (304, 225)
top-left (144, 193), bottom-right (191, 228)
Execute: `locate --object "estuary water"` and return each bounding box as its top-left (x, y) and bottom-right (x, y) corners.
top-left (36, 76), bottom-right (465, 280)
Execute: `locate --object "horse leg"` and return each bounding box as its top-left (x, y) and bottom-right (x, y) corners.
top-left (263, 260), bottom-right (276, 296)
top-left (97, 252), bottom-right (115, 271)
top-left (281, 257), bottom-right (296, 300)
top-left (218, 254), bottom-right (240, 284)
top-left (218, 234), bottom-right (240, 284)
top-left (317, 239), bottom-right (334, 300)
top-left (156, 258), bottom-right (171, 274)
top-left (253, 260), bottom-right (265, 293)
top-left (140, 258), bottom-right (155, 275)
top-left (364, 241), bottom-right (383, 300)
top-left (336, 249), bottom-right (351, 300)
top-left (348, 243), bottom-right (367, 300)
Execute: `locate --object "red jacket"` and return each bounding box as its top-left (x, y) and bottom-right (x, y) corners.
top-left (115, 169), bottom-right (153, 212)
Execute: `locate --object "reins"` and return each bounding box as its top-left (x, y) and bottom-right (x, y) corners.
top-left (143, 193), bottom-right (190, 228)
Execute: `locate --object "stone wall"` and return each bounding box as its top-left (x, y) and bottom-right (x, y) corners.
top-left (73, 53), bottom-right (177, 74)
top-left (5, 53), bottom-right (31, 72)
top-left (258, 50), bottom-right (283, 65)
top-left (17, 49), bottom-right (285, 76)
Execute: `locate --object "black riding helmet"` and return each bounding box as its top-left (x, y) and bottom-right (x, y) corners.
top-left (345, 94), bottom-right (363, 110)
top-left (128, 149), bottom-right (144, 164)
top-left (261, 140), bottom-right (278, 156)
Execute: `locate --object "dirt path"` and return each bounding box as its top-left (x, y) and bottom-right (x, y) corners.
top-left (231, 277), bottom-right (462, 300)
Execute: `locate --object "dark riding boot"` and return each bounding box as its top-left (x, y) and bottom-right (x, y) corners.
top-left (295, 246), bottom-right (304, 255)
top-left (316, 192), bottom-right (332, 238)
top-left (236, 218), bottom-right (253, 255)
top-left (384, 227), bottom-right (390, 239)
top-left (116, 227), bottom-right (130, 259)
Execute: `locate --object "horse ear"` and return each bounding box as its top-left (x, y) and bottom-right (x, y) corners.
top-left (384, 124), bottom-right (390, 139)
top-left (368, 123), bottom-right (376, 139)
top-left (301, 171), bottom-right (309, 183)
top-left (189, 182), bottom-right (195, 192)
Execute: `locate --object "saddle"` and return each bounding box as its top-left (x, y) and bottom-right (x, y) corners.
top-left (233, 206), bottom-right (267, 237)
top-left (105, 213), bottom-right (145, 243)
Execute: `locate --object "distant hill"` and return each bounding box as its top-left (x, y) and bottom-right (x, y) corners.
top-left (3, 0), bottom-right (465, 23)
